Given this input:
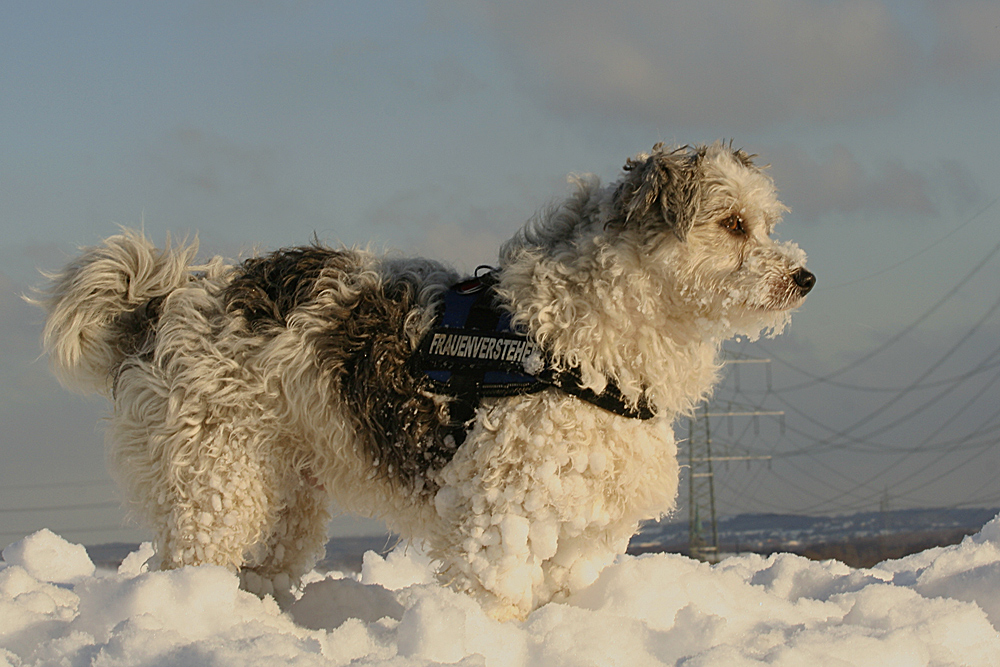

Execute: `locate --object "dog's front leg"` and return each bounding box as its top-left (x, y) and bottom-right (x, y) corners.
top-left (431, 480), bottom-right (543, 621)
top-left (430, 393), bottom-right (679, 620)
top-left (429, 395), bottom-right (622, 620)
top-left (432, 450), bottom-right (626, 621)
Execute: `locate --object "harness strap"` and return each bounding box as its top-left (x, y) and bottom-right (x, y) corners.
top-left (440, 273), bottom-right (507, 442)
top-left (416, 272), bottom-right (656, 445)
top-left (536, 367), bottom-right (656, 420)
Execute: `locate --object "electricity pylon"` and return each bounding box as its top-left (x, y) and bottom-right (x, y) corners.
top-left (687, 407), bottom-right (718, 561)
top-left (685, 358), bottom-right (781, 561)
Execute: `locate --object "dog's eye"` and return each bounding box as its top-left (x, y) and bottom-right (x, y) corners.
top-left (721, 214), bottom-right (746, 235)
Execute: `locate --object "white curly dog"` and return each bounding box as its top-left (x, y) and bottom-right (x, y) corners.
top-left (38, 142), bottom-right (813, 620)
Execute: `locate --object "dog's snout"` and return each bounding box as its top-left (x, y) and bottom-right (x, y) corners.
top-left (792, 268), bottom-right (816, 294)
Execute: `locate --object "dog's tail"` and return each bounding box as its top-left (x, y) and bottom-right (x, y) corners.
top-left (34, 229), bottom-right (200, 396)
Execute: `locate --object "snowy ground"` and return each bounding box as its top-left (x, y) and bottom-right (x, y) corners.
top-left (3, 518), bottom-right (1000, 667)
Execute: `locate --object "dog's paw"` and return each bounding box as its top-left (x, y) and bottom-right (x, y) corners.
top-left (239, 569), bottom-right (295, 608)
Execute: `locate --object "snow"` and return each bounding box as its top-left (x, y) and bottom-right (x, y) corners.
top-left (4, 519), bottom-right (1000, 666)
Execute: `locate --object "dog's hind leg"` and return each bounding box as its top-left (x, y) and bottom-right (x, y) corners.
top-left (157, 425), bottom-right (281, 573)
top-left (110, 382), bottom-right (281, 577)
top-left (238, 470), bottom-right (332, 605)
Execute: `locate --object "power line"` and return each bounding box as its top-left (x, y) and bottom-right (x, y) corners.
top-left (822, 196), bottom-right (999, 290)
top-left (0, 478), bottom-right (113, 492)
top-left (762, 224), bottom-right (1000, 393)
top-left (0, 500), bottom-right (119, 514)
top-left (757, 288), bottom-right (1000, 458)
top-left (747, 345), bottom-right (1000, 395)
top-left (705, 253), bottom-right (1000, 516)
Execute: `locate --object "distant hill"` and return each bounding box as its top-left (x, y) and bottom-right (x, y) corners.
top-left (82, 507), bottom-right (1000, 571)
top-left (629, 507), bottom-right (1000, 566)
top-left (84, 534), bottom-right (399, 573)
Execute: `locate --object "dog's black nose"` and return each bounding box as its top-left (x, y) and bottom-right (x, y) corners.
top-left (792, 268), bottom-right (816, 294)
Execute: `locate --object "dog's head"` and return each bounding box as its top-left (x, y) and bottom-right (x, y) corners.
top-left (607, 142), bottom-right (814, 328)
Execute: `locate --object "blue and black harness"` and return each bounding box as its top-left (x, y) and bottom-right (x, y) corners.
top-left (414, 271), bottom-right (655, 445)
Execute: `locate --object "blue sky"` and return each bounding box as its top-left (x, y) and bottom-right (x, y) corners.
top-left (2, 1), bottom-right (1000, 544)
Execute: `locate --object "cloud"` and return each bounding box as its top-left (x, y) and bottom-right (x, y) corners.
top-left (483, 0), bottom-right (920, 130)
top-left (764, 144), bottom-right (984, 223)
top-left (930, 0), bottom-right (1000, 85)
top-left (132, 127), bottom-right (336, 247)
top-left (143, 127), bottom-right (279, 198)
top-left (411, 222), bottom-right (510, 271)
top-left (362, 184), bottom-right (520, 270)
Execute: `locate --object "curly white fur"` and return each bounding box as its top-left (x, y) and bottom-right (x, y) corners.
top-left (34, 142), bottom-right (813, 620)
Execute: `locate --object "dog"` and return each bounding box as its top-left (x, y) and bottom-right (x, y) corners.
top-left (36, 142), bottom-right (813, 620)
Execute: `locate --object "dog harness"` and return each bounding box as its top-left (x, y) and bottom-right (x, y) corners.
top-left (414, 270), bottom-right (655, 444)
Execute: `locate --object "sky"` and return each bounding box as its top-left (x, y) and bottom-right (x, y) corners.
top-left (2, 0), bottom-right (1000, 545)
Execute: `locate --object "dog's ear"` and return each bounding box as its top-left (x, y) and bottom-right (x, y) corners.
top-left (609, 144), bottom-right (702, 240)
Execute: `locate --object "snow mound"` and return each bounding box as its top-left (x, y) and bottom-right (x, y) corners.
top-left (1, 528), bottom-right (94, 584)
top-left (3, 517), bottom-right (1000, 666)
